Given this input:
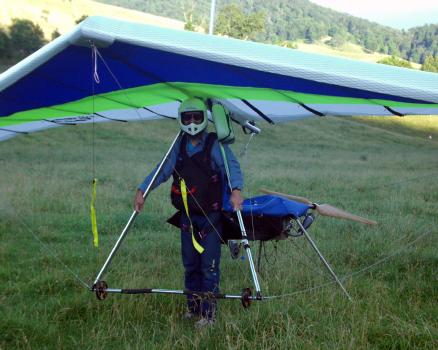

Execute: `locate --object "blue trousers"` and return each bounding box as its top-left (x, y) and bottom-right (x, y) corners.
top-left (180, 212), bottom-right (221, 319)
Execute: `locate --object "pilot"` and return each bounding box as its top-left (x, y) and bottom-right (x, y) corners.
top-left (135, 97), bottom-right (243, 328)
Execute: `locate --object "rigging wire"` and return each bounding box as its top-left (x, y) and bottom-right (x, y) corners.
top-left (9, 46), bottom-right (436, 299)
top-left (14, 196), bottom-right (431, 298)
top-left (4, 43), bottom-right (435, 302)
top-left (93, 47), bottom-right (161, 126)
top-left (10, 126), bottom-right (433, 299)
top-left (91, 42), bottom-right (98, 181)
top-left (239, 132), bottom-right (256, 159)
top-left (265, 230), bottom-right (432, 299)
top-left (5, 151), bottom-right (433, 299)
top-left (90, 43), bottom-right (100, 249)
top-left (92, 49), bottom-right (192, 100)
top-left (228, 129), bottom-right (434, 298)
top-left (6, 200), bottom-right (91, 289)
top-left (235, 130), bottom-right (322, 292)
top-left (287, 236), bottom-right (330, 277)
top-left (85, 48), bottom-right (438, 298)
top-left (234, 131), bottom-right (284, 293)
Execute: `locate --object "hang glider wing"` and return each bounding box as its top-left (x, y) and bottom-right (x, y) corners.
top-left (1, 16), bottom-right (438, 141)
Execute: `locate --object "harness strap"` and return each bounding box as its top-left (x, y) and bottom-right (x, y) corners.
top-left (180, 178), bottom-right (204, 254)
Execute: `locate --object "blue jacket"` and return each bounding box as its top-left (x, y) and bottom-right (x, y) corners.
top-left (138, 132), bottom-right (244, 205)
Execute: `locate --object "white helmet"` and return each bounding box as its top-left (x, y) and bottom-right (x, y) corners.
top-left (178, 98), bottom-right (208, 136)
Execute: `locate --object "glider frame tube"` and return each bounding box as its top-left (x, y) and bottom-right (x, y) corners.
top-left (297, 220), bottom-right (352, 301)
top-left (92, 131), bottom-right (182, 287)
top-left (104, 287), bottom-right (265, 301)
top-left (219, 143), bottom-right (262, 298)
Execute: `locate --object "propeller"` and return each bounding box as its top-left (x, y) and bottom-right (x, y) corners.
top-left (260, 188), bottom-right (377, 225)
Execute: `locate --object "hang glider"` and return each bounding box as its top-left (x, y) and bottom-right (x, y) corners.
top-left (1, 16), bottom-right (438, 141)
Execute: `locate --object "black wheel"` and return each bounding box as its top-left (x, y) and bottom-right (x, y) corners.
top-left (241, 287), bottom-right (252, 308)
top-left (94, 280), bottom-right (108, 301)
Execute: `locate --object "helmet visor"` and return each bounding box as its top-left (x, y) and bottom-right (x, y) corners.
top-left (181, 111), bottom-right (204, 125)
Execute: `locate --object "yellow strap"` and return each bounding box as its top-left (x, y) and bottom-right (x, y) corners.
top-left (180, 178), bottom-right (190, 217)
top-left (90, 178), bottom-right (99, 248)
top-left (180, 178), bottom-right (204, 254)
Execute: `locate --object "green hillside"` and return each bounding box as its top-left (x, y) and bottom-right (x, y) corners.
top-left (0, 0), bottom-right (185, 38)
top-left (0, 0), bottom-right (186, 72)
top-left (98, 0), bottom-right (438, 64)
top-left (2, 0), bottom-right (436, 71)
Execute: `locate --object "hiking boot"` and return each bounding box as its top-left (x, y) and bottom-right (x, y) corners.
top-left (228, 240), bottom-right (241, 259)
top-left (195, 317), bottom-right (215, 329)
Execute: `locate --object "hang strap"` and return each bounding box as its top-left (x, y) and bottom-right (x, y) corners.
top-left (180, 178), bottom-right (204, 254)
top-left (90, 178), bottom-right (99, 248)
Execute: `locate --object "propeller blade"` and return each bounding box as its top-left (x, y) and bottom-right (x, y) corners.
top-left (259, 188), bottom-right (377, 225)
top-left (259, 188), bottom-right (313, 205)
top-left (316, 204), bottom-right (377, 225)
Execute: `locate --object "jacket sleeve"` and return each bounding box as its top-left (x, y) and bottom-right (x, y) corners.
top-left (138, 139), bottom-right (180, 193)
top-left (212, 141), bottom-right (244, 191)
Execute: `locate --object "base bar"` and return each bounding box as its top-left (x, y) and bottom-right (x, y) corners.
top-left (97, 287), bottom-right (266, 300)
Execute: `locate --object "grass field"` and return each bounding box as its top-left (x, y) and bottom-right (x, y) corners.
top-left (1, 116), bottom-right (437, 349)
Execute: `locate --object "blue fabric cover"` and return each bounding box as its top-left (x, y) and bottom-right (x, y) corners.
top-left (224, 195), bottom-right (310, 219)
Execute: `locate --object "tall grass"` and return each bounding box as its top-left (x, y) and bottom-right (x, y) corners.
top-left (1, 116), bottom-right (437, 349)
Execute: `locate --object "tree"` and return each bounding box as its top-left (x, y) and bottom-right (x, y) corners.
top-left (387, 41), bottom-right (400, 56)
top-left (96, 0), bottom-right (437, 64)
top-left (182, 0), bottom-right (202, 32)
top-left (75, 15), bottom-right (88, 24)
top-left (304, 27), bottom-right (315, 43)
top-left (9, 19), bottom-right (46, 59)
top-left (51, 29), bottom-right (61, 40)
top-left (421, 55), bottom-right (438, 73)
top-left (184, 21), bottom-right (196, 31)
top-left (377, 56), bottom-right (412, 69)
top-left (182, 0), bottom-right (195, 32)
top-left (364, 34), bottom-right (378, 52)
top-left (0, 27), bottom-right (10, 58)
top-left (215, 4), bottom-right (265, 40)
top-left (327, 34), bottom-right (345, 48)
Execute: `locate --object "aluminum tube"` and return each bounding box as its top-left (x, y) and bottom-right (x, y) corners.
top-left (103, 287), bottom-right (265, 300)
top-left (219, 144), bottom-right (262, 296)
top-left (243, 121), bottom-right (261, 134)
top-left (236, 210), bottom-right (261, 293)
top-left (93, 132), bottom-right (181, 286)
top-left (297, 221), bottom-right (352, 301)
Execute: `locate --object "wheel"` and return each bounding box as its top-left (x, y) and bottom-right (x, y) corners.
top-left (241, 287), bottom-right (252, 308)
top-left (94, 280), bottom-right (108, 300)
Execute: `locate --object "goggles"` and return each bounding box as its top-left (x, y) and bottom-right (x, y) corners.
top-left (181, 111), bottom-right (204, 125)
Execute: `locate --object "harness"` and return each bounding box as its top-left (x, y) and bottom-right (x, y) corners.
top-left (171, 132), bottom-right (222, 215)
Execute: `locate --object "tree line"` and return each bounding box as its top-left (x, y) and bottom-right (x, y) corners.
top-left (1, 4), bottom-right (437, 73)
top-left (0, 19), bottom-right (47, 62)
top-left (98, 0), bottom-right (438, 65)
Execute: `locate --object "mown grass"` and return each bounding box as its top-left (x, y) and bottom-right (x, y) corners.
top-left (1, 116), bottom-right (437, 349)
